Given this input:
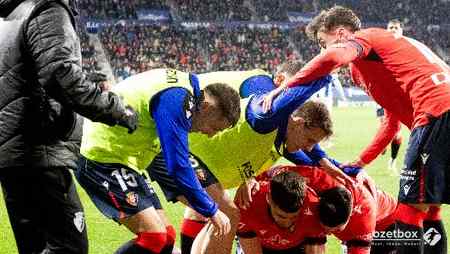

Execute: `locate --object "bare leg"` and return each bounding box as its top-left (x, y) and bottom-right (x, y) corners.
top-left (178, 183), bottom-right (239, 254)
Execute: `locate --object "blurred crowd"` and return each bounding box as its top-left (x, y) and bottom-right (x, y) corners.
top-left (77, 0), bottom-right (168, 19)
top-left (78, 0), bottom-right (450, 83)
top-left (96, 23), bottom-right (297, 81)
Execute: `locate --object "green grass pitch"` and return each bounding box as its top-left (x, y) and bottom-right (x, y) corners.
top-left (1, 106), bottom-right (448, 253)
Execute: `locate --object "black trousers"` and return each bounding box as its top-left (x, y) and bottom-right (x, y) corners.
top-left (0, 167), bottom-right (88, 254)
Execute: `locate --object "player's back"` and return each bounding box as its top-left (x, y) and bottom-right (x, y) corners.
top-left (351, 28), bottom-right (450, 128)
top-left (189, 98), bottom-right (279, 189)
top-left (190, 70), bottom-right (278, 189)
top-left (268, 166), bottom-right (378, 242)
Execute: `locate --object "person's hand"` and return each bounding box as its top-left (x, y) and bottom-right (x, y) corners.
top-left (262, 85), bottom-right (285, 113)
top-left (210, 209), bottom-right (231, 236)
top-left (341, 159), bottom-right (366, 169)
top-left (319, 158), bottom-right (353, 185)
top-left (324, 166), bottom-right (354, 186)
top-left (117, 105), bottom-right (138, 134)
top-left (234, 177), bottom-right (260, 210)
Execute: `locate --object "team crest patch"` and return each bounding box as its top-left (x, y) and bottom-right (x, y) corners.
top-left (73, 212), bottom-right (85, 233)
top-left (183, 95), bottom-right (195, 119)
top-left (195, 168), bottom-right (206, 181)
top-left (126, 192), bottom-right (139, 206)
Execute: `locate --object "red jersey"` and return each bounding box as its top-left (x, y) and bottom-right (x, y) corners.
top-left (260, 166), bottom-right (397, 254)
top-left (288, 28), bottom-right (450, 129)
top-left (375, 189), bottom-right (398, 232)
top-left (237, 181), bottom-right (326, 250)
top-left (287, 167), bottom-right (376, 246)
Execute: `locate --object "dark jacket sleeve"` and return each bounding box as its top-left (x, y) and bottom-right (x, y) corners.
top-left (25, 3), bottom-right (127, 126)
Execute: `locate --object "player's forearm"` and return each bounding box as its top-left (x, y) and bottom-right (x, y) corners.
top-left (287, 44), bottom-right (358, 87)
top-left (173, 172), bottom-right (218, 217)
top-left (157, 120), bottom-right (218, 217)
top-left (359, 113), bottom-right (401, 165)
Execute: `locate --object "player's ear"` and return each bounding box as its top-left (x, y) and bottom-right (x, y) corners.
top-left (290, 115), bottom-right (305, 126)
top-left (273, 73), bottom-right (285, 87)
top-left (199, 92), bottom-right (216, 113)
top-left (336, 26), bottom-right (347, 41)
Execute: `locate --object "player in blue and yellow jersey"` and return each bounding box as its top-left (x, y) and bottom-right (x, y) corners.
top-left (147, 61), bottom-right (350, 254)
top-left (75, 69), bottom-right (241, 254)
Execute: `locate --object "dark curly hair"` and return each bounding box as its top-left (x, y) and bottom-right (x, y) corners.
top-left (203, 83), bottom-right (241, 127)
top-left (318, 187), bottom-right (352, 227)
top-left (270, 171), bottom-right (306, 213)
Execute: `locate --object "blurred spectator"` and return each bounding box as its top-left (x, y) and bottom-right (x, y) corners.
top-left (76, 0), bottom-right (450, 82)
top-left (78, 0), bottom-right (168, 19)
top-left (174, 0), bottom-right (251, 21)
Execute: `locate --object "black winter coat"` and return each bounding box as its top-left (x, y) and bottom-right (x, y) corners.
top-left (0, 0), bottom-right (128, 170)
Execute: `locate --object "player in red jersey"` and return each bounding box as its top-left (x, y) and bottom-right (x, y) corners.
top-left (260, 165), bottom-right (398, 254)
top-left (262, 6), bottom-right (449, 254)
top-left (364, 19), bottom-right (405, 174)
top-left (236, 171), bottom-right (328, 254)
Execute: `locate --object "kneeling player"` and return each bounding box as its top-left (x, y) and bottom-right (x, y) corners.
top-left (260, 165), bottom-right (399, 254)
top-left (237, 171), bottom-right (328, 254)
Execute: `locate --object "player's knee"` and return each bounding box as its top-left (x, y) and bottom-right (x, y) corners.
top-left (184, 207), bottom-right (206, 221)
top-left (135, 231), bottom-right (168, 253)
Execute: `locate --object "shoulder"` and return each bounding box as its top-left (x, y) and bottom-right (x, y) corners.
top-left (153, 88), bottom-right (195, 120)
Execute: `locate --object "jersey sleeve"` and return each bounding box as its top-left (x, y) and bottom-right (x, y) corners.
top-left (350, 30), bottom-right (374, 60)
top-left (152, 88), bottom-right (218, 217)
top-left (246, 76), bottom-right (332, 134)
top-left (284, 144), bottom-right (326, 165)
top-left (358, 110), bottom-right (402, 165)
top-left (286, 43), bottom-right (361, 87)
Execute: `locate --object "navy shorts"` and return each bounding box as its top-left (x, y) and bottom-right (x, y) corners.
top-left (147, 152), bottom-right (218, 203)
top-left (399, 111), bottom-right (450, 204)
top-left (75, 156), bottom-right (162, 222)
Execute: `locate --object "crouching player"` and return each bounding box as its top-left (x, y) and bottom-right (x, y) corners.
top-left (75, 69), bottom-right (241, 254)
top-left (148, 62), bottom-right (348, 254)
top-left (246, 164), bottom-right (400, 254)
top-left (237, 171), bottom-right (328, 254)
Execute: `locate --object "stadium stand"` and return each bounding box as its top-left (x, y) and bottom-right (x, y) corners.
top-left (78, 0), bottom-right (450, 84)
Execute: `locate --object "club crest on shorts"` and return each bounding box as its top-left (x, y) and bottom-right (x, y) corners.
top-left (195, 168), bottom-right (207, 181)
top-left (126, 192), bottom-right (139, 206)
top-left (73, 212), bottom-right (85, 233)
